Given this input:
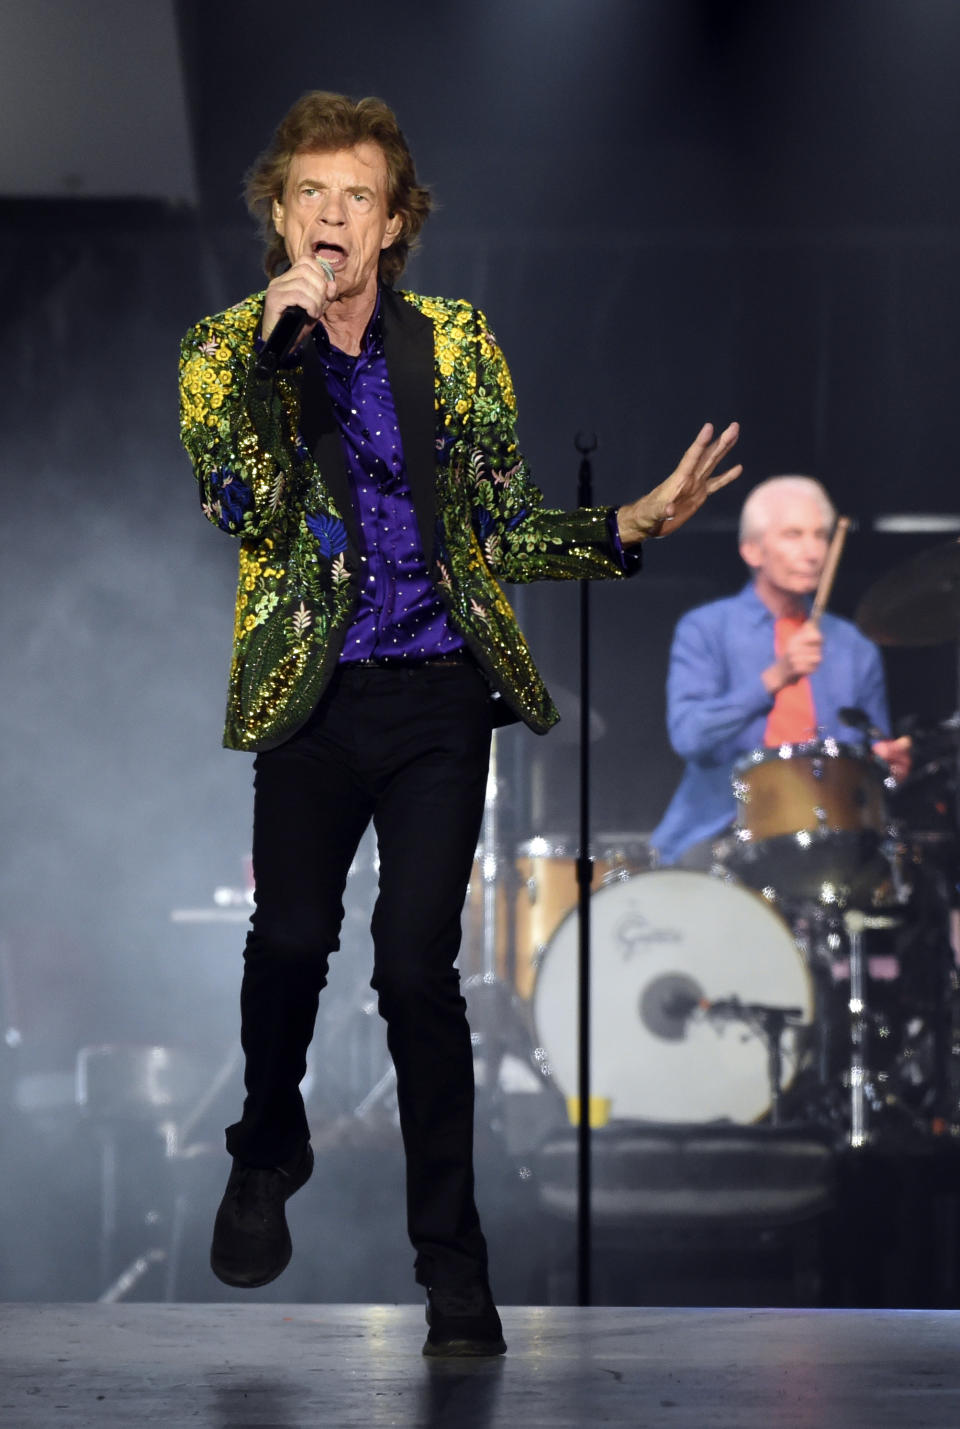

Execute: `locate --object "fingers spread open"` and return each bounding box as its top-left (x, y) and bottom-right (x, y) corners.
top-left (706, 464), bottom-right (743, 494)
top-left (696, 426), bottom-right (740, 478)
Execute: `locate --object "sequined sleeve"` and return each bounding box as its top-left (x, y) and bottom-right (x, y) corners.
top-left (178, 294), bottom-right (294, 541)
top-left (465, 309), bottom-right (638, 585)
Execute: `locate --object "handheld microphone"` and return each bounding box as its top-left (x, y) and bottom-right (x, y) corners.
top-left (253, 258), bottom-right (335, 377)
top-left (254, 305), bottom-right (309, 376)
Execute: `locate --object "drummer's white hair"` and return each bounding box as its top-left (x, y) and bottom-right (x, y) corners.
top-left (739, 475), bottom-right (836, 545)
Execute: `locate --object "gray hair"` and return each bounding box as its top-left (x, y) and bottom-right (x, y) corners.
top-left (738, 475), bottom-right (836, 545)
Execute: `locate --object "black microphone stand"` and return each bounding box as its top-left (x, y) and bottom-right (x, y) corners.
top-left (575, 431), bottom-right (597, 1307)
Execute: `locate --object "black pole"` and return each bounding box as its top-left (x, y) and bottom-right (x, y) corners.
top-left (575, 430), bottom-right (597, 1308)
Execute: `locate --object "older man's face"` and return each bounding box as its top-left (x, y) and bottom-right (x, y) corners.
top-left (740, 494), bottom-right (832, 598)
top-left (273, 143), bottom-right (401, 303)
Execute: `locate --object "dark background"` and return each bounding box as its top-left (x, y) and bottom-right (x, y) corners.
top-left (2, 0), bottom-right (959, 1299)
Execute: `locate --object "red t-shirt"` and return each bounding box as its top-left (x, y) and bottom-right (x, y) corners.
top-left (764, 615), bottom-right (817, 745)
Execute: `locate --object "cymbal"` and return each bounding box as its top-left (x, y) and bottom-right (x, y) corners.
top-left (856, 538), bottom-right (960, 646)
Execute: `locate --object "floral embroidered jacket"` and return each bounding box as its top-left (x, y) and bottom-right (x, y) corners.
top-left (179, 285), bottom-right (637, 752)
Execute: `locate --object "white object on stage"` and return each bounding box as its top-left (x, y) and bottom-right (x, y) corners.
top-left (533, 869), bottom-right (813, 1125)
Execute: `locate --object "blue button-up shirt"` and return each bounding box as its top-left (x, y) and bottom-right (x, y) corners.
top-left (650, 582), bottom-right (891, 863)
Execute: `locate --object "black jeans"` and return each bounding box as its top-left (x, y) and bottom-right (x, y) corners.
top-left (225, 660), bottom-right (494, 1287)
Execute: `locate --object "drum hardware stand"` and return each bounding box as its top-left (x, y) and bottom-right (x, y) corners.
top-left (822, 907), bottom-right (938, 1150)
top-left (574, 429), bottom-right (598, 1308)
top-left (790, 903), bottom-right (869, 1141)
top-left (761, 1006), bottom-right (803, 1127)
top-left (844, 909), bottom-right (871, 1148)
top-left (174, 1041), bottom-right (244, 1151)
top-left (806, 913), bottom-right (848, 1099)
top-left (111, 1025), bottom-right (401, 1302)
top-left (352, 1063), bottom-right (397, 1118)
top-left (458, 730), bottom-right (540, 1122)
top-left (91, 1042), bottom-right (247, 1303)
top-left (700, 998), bottom-right (805, 1126)
top-left (99, 1247), bottom-right (168, 1304)
top-left (789, 906), bottom-right (885, 1145)
top-left (89, 1115), bottom-right (179, 1303)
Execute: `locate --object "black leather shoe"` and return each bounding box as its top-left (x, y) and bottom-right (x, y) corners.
top-left (210, 1143), bottom-right (314, 1288)
top-left (423, 1280), bottom-right (507, 1357)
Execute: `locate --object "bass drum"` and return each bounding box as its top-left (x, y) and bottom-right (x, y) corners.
top-left (532, 870), bottom-right (813, 1125)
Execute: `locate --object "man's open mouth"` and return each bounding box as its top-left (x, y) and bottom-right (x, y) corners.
top-left (313, 241), bottom-right (347, 268)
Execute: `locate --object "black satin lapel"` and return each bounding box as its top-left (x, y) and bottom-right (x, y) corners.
top-left (381, 288), bottom-right (437, 567)
top-left (299, 341), bottom-right (359, 553)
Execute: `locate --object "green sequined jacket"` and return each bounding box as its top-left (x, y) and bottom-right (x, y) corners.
top-left (179, 285), bottom-right (638, 752)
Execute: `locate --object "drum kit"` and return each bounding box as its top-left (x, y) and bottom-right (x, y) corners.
top-left (470, 537), bottom-right (960, 1156)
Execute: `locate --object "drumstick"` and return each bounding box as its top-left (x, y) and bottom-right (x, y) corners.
top-left (810, 516), bottom-right (850, 623)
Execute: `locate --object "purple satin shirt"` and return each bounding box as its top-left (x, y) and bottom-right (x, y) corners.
top-left (310, 291), bottom-right (630, 664)
top-left (312, 297), bottom-right (465, 664)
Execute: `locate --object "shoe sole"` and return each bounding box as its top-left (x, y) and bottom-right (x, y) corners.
top-left (422, 1336), bottom-right (507, 1358)
top-left (210, 1234), bottom-right (292, 1288)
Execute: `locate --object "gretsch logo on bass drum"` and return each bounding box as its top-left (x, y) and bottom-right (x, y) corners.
top-left (615, 913), bottom-right (683, 958)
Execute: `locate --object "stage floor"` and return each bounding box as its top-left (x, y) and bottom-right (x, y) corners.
top-left (2, 1302), bottom-right (959, 1427)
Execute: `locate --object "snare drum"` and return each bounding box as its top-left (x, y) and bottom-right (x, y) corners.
top-left (729, 740), bottom-right (889, 903)
top-left (532, 870), bottom-right (813, 1124)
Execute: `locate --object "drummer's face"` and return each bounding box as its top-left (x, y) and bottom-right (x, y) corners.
top-left (740, 495), bottom-right (832, 599)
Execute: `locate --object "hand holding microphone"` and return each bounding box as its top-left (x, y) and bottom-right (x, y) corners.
top-left (256, 253), bottom-right (336, 375)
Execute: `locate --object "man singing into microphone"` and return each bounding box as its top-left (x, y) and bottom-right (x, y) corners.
top-left (179, 90), bottom-right (740, 1356)
top-left (650, 475), bottom-right (910, 869)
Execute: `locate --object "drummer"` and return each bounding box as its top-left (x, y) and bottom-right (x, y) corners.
top-left (650, 475), bottom-right (911, 868)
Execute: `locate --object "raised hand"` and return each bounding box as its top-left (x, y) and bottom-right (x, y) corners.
top-left (617, 422), bottom-right (742, 544)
